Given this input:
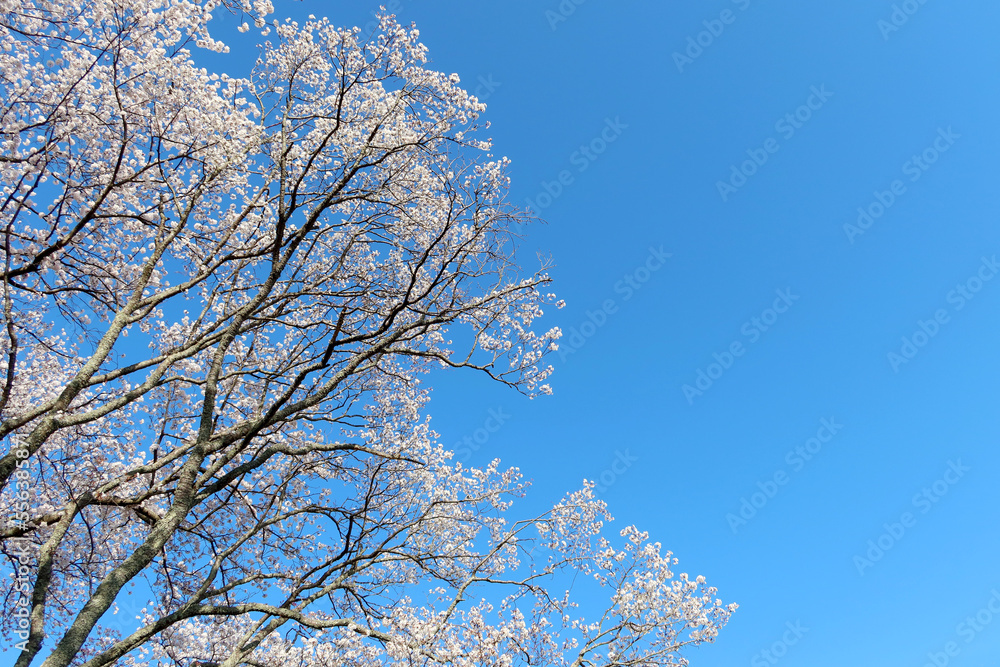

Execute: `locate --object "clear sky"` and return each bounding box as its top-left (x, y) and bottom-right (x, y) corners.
top-left (218, 2), bottom-right (1000, 665)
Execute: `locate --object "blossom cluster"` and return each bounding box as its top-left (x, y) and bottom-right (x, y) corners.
top-left (0, 1), bottom-right (732, 665)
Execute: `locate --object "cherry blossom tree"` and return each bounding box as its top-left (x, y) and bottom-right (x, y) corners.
top-left (0, 0), bottom-right (736, 665)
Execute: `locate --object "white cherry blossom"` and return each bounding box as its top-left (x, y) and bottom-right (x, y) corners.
top-left (0, 2), bottom-right (734, 665)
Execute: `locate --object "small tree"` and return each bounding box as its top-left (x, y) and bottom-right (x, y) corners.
top-left (0, 1), bottom-right (735, 665)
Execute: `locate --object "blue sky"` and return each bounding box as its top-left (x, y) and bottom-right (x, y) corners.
top-left (222, 2), bottom-right (1000, 665)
